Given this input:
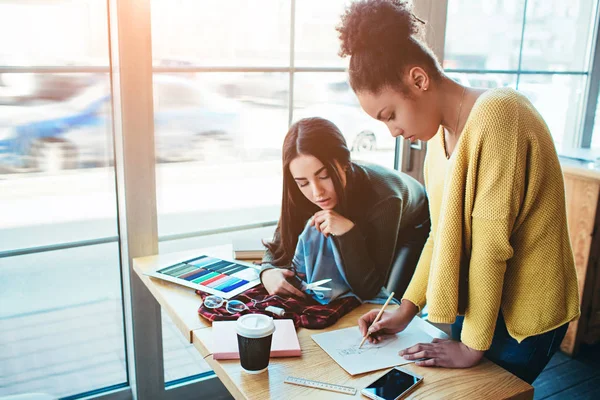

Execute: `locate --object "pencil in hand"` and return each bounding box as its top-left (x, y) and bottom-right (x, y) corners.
top-left (358, 291), bottom-right (395, 349)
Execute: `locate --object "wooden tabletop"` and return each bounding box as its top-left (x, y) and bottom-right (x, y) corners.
top-left (193, 305), bottom-right (533, 400)
top-left (134, 248), bottom-right (534, 399)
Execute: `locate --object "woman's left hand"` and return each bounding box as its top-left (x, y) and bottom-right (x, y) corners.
top-left (400, 338), bottom-right (484, 368)
top-left (311, 210), bottom-right (354, 237)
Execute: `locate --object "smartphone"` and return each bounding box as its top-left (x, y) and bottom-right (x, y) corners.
top-left (361, 367), bottom-right (424, 400)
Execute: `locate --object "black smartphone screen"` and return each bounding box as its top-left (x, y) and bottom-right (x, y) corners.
top-left (363, 368), bottom-right (421, 400)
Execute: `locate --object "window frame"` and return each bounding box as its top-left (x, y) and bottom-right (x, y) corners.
top-left (443, 0), bottom-right (600, 150)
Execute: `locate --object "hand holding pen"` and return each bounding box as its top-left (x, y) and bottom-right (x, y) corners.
top-left (357, 295), bottom-right (418, 345)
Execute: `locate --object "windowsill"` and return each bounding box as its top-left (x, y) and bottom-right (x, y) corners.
top-left (558, 146), bottom-right (600, 163)
top-left (558, 148), bottom-right (600, 181)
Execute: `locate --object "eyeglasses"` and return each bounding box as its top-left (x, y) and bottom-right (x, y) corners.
top-left (203, 295), bottom-right (248, 314)
top-left (202, 294), bottom-right (284, 314)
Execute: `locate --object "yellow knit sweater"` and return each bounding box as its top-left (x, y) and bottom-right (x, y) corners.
top-left (403, 88), bottom-right (580, 351)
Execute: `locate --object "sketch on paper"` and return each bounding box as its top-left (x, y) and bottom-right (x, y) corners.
top-left (335, 334), bottom-right (396, 357)
top-left (311, 317), bottom-right (448, 375)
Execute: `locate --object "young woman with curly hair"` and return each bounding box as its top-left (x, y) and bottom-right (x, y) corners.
top-left (338, 0), bottom-right (580, 383)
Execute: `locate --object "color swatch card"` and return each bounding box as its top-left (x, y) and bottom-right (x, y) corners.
top-left (144, 254), bottom-right (261, 298)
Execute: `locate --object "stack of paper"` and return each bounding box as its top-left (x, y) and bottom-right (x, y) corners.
top-left (212, 319), bottom-right (301, 360)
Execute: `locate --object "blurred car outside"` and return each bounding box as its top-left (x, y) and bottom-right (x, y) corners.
top-left (0, 72), bottom-right (100, 106)
top-left (295, 101), bottom-right (396, 153)
top-left (0, 75), bottom-right (244, 173)
top-left (215, 72), bottom-right (333, 108)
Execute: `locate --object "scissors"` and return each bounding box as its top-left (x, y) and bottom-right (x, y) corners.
top-left (292, 276), bottom-right (332, 292)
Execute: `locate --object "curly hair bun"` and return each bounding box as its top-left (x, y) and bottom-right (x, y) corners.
top-left (337, 0), bottom-right (423, 58)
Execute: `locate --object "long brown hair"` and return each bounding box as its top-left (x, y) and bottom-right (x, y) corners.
top-left (265, 117), bottom-right (351, 266)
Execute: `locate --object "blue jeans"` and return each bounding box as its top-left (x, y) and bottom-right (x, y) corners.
top-left (451, 312), bottom-right (568, 384)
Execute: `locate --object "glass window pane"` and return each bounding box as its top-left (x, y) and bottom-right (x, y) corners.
top-left (159, 226), bottom-right (276, 255)
top-left (295, 0), bottom-right (349, 68)
top-left (520, 0), bottom-right (597, 71)
top-left (153, 72), bottom-right (287, 236)
top-left (444, 0), bottom-right (526, 70)
top-left (0, 73), bottom-right (117, 251)
top-left (518, 74), bottom-right (587, 149)
top-left (162, 310), bottom-right (211, 383)
top-left (446, 72), bottom-right (517, 89)
top-left (151, 72), bottom-right (288, 167)
top-left (154, 73), bottom-right (289, 180)
top-left (151, 0), bottom-right (291, 67)
top-left (0, 243), bottom-right (126, 398)
top-left (0, 1), bottom-right (109, 66)
top-left (292, 72), bottom-right (396, 168)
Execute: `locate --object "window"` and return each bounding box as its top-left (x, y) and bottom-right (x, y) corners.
top-left (0, 245), bottom-right (126, 397)
top-left (151, 0), bottom-right (290, 67)
top-left (0, 1), bottom-right (128, 398)
top-left (444, 0), bottom-right (598, 151)
top-left (294, 0), bottom-right (350, 68)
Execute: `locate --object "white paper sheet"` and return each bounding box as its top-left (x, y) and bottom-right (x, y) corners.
top-left (311, 317), bottom-right (448, 375)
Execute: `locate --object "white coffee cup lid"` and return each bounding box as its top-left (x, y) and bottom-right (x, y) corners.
top-left (236, 314), bottom-right (276, 338)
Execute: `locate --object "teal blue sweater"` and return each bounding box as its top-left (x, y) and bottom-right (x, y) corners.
top-left (262, 162), bottom-right (428, 299)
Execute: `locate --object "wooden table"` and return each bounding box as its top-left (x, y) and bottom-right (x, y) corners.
top-left (133, 248), bottom-right (534, 400)
top-left (133, 247), bottom-right (221, 341)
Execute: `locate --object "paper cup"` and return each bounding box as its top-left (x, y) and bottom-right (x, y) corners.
top-left (236, 314), bottom-right (276, 374)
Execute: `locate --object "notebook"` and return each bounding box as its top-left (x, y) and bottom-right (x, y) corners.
top-left (232, 236), bottom-right (270, 260)
top-left (233, 249), bottom-right (265, 261)
top-left (144, 254), bottom-right (261, 299)
top-left (211, 319), bottom-right (301, 360)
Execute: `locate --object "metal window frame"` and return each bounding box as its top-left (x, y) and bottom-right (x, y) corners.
top-left (65, 384), bottom-right (131, 400)
top-left (515, 0), bottom-right (530, 88)
top-left (581, 0), bottom-right (600, 148)
top-left (443, 69), bottom-right (589, 75)
top-left (0, 220), bottom-right (279, 260)
top-left (288, 0), bottom-right (296, 126)
top-left (0, 65), bottom-right (354, 73)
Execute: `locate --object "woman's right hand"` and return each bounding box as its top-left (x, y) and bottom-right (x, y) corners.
top-left (358, 301), bottom-right (418, 344)
top-left (261, 268), bottom-right (306, 298)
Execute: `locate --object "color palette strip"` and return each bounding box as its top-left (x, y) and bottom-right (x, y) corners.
top-left (157, 255), bottom-right (257, 293)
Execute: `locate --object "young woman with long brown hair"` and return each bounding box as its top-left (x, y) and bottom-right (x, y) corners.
top-left (260, 117), bottom-right (429, 302)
